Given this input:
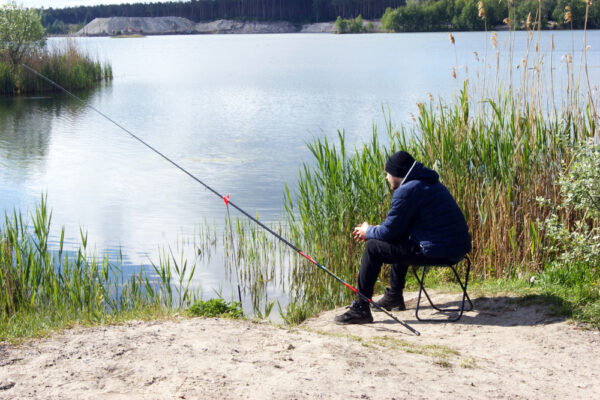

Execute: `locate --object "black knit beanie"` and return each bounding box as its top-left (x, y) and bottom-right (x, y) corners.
top-left (385, 151), bottom-right (415, 178)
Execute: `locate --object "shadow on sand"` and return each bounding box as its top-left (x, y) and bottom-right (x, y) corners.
top-left (371, 292), bottom-right (569, 330)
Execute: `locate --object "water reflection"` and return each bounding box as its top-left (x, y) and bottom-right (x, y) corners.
top-left (0, 92), bottom-right (100, 175)
top-left (0, 96), bottom-right (54, 172)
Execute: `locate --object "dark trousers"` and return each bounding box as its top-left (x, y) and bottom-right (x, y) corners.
top-left (357, 238), bottom-right (438, 300)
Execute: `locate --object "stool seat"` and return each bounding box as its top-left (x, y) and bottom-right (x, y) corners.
top-left (411, 255), bottom-right (473, 322)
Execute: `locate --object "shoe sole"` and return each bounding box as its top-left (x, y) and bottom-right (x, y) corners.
top-left (334, 318), bottom-right (373, 325)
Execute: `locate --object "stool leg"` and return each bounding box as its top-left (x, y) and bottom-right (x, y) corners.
top-left (448, 257), bottom-right (473, 312)
top-left (412, 266), bottom-right (424, 321)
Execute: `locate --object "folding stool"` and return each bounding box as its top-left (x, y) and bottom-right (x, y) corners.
top-left (411, 254), bottom-right (473, 322)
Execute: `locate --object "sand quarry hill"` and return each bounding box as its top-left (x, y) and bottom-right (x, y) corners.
top-left (1, 291), bottom-right (599, 399)
top-left (77, 17), bottom-right (339, 36)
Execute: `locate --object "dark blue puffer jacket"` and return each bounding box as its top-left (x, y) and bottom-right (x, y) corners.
top-left (366, 162), bottom-right (471, 262)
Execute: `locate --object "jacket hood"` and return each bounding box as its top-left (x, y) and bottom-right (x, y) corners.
top-left (403, 162), bottom-right (439, 184)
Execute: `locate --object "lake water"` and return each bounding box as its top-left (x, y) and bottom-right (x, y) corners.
top-left (1, 31), bottom-right (598, 305)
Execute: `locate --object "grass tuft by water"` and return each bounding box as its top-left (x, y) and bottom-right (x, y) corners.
top-left (187, 298), bottom-right (243, 319)
top-left (0, 39), bottom-right (112, 95)
top-left (0, 195), bottom-right (200, 341)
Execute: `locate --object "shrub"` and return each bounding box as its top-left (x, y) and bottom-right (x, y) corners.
top-left (538, 140), bottom-right (600, 267)
top-left (187, 298), bottom-right (243, 318)
top-left (335, 15), bottom-right (367, 34)
top-left (0, 2), bottom-right (45, 68)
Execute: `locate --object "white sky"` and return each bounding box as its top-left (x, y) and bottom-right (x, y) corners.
top-left (9, 1), bottom-right (186, 9)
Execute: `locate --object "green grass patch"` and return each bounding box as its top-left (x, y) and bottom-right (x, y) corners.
top-left (308, 328), bottom-right (461, 367)
top-left (514, 294), bottom-right (573, 317)
top-left (532, 263), bottom-right (600, 327)
top-left (460, 356), bottom-right (478, 369)
top-left (368, 335), bottom-right (460, 359)
top-left (186, 298), bottom-right (243, 319)
top-left (0, 305), bottom-right (176, 343)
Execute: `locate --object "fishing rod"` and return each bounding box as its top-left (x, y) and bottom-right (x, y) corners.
top-left (22, 64), bottom-right (420, 336)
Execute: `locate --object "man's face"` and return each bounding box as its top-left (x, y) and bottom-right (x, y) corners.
top-left (385, 172), bottom-right (403, 190)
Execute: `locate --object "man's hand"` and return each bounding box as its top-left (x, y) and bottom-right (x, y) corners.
top-left (352, 222), bottom-right (369, 242)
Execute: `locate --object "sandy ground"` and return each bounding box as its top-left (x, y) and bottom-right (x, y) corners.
top-left (1, 291), bottom-right (599, 399)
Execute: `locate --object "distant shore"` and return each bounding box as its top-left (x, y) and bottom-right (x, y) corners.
top-left (72, 16), bottom-right (591, 37)
top-left (76, 17), bottom-right (342, 36)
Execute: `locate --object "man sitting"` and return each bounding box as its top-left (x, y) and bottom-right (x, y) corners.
top-left (334, 151), bottom-right (471, 324)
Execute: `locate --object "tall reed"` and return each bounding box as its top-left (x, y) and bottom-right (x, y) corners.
top-left (223, 214), bottom-right (290, 317)
top-left (0, 196), bottom-right (197, 339)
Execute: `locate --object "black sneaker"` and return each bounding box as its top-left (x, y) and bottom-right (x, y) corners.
top-left (334, 301), bottom-right (374, 325)
top-left (372, 288), bottom-right (406, 311)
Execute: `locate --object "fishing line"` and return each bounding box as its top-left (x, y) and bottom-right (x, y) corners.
top-left (22, 64), bottom-right (420, 336)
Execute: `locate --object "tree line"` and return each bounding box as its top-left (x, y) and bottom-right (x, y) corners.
top-left (381, 0), bottom-right (600, 32)
top-left (40, 0), bottom-right (600, 34)
top-left (41, 0), bottom-right (406, 30)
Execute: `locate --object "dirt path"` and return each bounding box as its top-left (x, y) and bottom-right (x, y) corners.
top-left (1, 292), bottom-right (599, 399)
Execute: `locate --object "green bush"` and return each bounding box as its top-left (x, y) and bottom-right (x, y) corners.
top-left (532, 139), bottom-right (600, 327)
top-left (0, 2), bottom-right (45, 67)
top-left (187, 298), bottom-right (243, 319)
top-left (335, 15), bottom-right (370, 34)
top-left (538, 140), bottom-right (600, 267)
